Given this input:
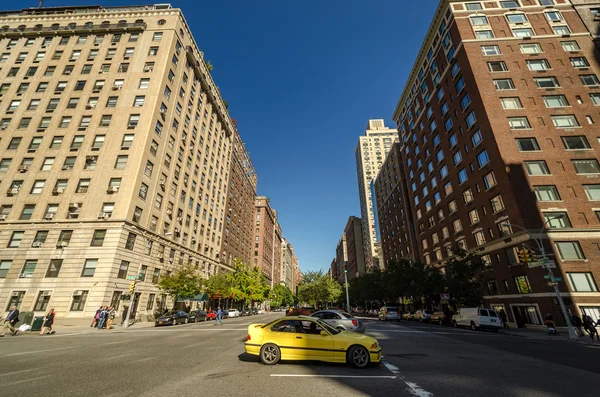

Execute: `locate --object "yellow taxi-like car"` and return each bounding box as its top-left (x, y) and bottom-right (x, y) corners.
top-left (245, 315), bottom-right (381, 368)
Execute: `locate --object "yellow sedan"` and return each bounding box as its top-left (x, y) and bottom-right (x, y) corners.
top-left (245, 316), bottom-right (381, 368)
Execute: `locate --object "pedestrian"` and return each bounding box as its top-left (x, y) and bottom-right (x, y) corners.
top-left (214, 306), bottom-right (223, 325)
top-left (39, 308), bottom-right (56, 336)
top-left (499, 309), bottom-right (509, 329)
top-left (583, 315), bottom-right (599, 341)
top-left (97, 306), bottom-right (108, 329)
top-left (1, 305), bottom-right (20, 337)
top-left (186, 305), bottom-right (191, 313)
top-left (91, 306), bottom-right (102, 327)
top-left (105, 307), bottom-right (115, 330)
top-left (571, 314), bottom-right (584, 337)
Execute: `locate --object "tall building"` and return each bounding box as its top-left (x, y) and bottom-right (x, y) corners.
top-left (374, 142), bottom-right (419, 266)
top-left (355, 119), bottom-right (398, 269)
top-left (272, 213), bottom-right (282, 286)
top-left (281, 239), bottom-right (294, 289)
top-left (221, 131), bottom-right (257, 266)
top-left (0, 4), bottom-right (239, 319)
top-left (253, 196), bottom-right (275, 284)
top-left (344, 216), bottom-right (366, 279)
top-left (392, 0), bottom-right (600, 325)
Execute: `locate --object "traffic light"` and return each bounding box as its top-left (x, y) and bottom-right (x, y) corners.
top-left (129, 282), bottom-right (135, 294)
top-left (528, 249), bottom-right (538, 264)
top-left (344, 264), bottom-right (348, 273)
top-left (518, 248), bottom-right (530, 264)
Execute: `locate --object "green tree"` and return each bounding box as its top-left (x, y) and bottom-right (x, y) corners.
top-left (298, 270), bottom-right (342, 308)
top-left (269, 284), bottom-right (293, 308)
top-left (157, 266), bottom-right (203, 309)
top-left (204, 272), bottom-right (233, 300)
top-left (446, 249), bottom-right (485, 308)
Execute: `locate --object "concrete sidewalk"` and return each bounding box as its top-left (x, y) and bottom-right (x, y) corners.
top-left (13, 320), bottom-right (156, 338)
top-left (499, 325), bottom-right (600, 345)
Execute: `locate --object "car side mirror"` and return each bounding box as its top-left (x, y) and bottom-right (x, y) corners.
top-left (320, 330), bottom-right (328, 336)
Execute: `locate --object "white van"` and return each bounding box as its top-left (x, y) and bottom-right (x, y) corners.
top-left (227, 309), bottom-right (240, 318)
top-left (452, 308), bottom-right (501, 331)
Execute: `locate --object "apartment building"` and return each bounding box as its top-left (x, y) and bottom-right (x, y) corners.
top-left (374, 142), bottom-right (419, 266)
top-left (281, 239), bottom-right (294, 289)
top-left (272, 214), bottom-right (282, 285)
top-left (220, 131), bottom-right (257, 266)
top-left (355, 119), bottom-right (398, 269)
top-left (392, 0), bottom-right (600, 325)
top-left (0, 4), bottom-right (237, 320)
top-left (344, 216), bottom-right (366, 279)
top-left (254, 196), bottom-right (275, 283)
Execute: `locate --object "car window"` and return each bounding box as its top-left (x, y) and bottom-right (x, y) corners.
top-left (315, 319), bottom-right (340, 335)
top-left (340, 311), bottom-right (353, 318)
top-left (271, 320), bottom-right (302, 333)
top-left (300, 320), bottom-right (326, 334)
top-left (312, 312), bottom-right (324, 319)
top-left (387, 307), bottom-right (398, 312)
top-left (489, 310), bottom-right (498, 318)
top-left (479, 309), bottom-right (489, 316)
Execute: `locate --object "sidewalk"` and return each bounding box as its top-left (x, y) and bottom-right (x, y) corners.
top-left (499, 324), bottom-right (600, 345)
top-left (15, 320), bottom-right (155, 338)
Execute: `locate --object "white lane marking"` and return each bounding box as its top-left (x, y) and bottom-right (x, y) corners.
top-left (130, 356), bottom-right (156, 364)
top-left (4, 375), bottom-right (51, 386)
top-left (381, 357), bottom-right (400, 375)
top-left (270, 374), bottom-right (396, 379)
top-left (4, 346), bottom-right (73, 357)
top-left (0, 368), bottom-right (38, 377)
top-left (104, 353), bottom-right (130, 360)
top-left (133, 328), bottom-right (247, 333)
top-left (47, 331), bottom-right (91, 338)
top-left (405, 381), bottom-right (435, 397)
top-left (99, 340), bottom-right (128, 346)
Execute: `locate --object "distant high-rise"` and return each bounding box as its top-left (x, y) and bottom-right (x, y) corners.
top-left (355, 120), bottom-right (398, 269)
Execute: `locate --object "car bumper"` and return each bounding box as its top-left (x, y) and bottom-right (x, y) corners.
top-left (370, 349), bottom-right (382, 363)
top-left (386, 315), bottom-right (402, 321)
top-left (245, 343), bottom-right (261, 356)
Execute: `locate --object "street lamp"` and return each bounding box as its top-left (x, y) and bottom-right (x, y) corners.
top-left (505, 215), bottom-right (578, 340)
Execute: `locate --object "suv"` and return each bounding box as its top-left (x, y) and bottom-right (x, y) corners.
top-left (379, 306), bottom-right (401, 321)
top-left (413, 310), bottom-right (435, 323)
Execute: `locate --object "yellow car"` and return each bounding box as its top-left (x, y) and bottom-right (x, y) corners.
top-left (245, 316), bottom-right (381, 368)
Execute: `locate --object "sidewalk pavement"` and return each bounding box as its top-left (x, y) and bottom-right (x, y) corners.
top-left (499, 325), bottom-right (600, 345)
top-left (13, 320), bottom-right (156, 338)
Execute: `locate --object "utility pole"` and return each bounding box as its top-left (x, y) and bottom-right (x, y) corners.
top-left (123, 262), bottom-right (143, 330)
top-left (343, 262), bottom-right (350, 314)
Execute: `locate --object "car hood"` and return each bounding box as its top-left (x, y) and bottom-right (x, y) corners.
top-left (337, 330), bottom-right (377, 344)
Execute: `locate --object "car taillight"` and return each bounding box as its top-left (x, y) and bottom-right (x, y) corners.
top-left (352, 319), bottom-right (358, 326)
top-left (247, 334), bottom-right (251, 341)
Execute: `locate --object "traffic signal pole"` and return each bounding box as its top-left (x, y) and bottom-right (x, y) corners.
top-left (122, 262), bottom-right (143, 330)
top-left (343, 262), bottom-right (350, 313)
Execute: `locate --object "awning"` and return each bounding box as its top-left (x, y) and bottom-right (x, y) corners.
top-left (177, 293), bottom-right (209, 302)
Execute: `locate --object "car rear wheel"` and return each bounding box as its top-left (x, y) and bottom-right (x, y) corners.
top-left (470, 321), bottom-right (477, 331)
top-left (453, 320), bottom-right (458, 328)
top-left (348, 346), bottom-right (369, 369)
top-left (184, 318), bottom-right (188, 324)
top-left (260, 344), bottom-right (280, 365)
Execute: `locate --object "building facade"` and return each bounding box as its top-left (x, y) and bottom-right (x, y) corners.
top-left (281, 239), bottom-right (293, 289)
top-left (374, 142), bottom-right (419, 266)
top-left (272, 214), bottom-right (282, 286)
top-left (344, 216), bottom-right (366, 279)
top-left (392, 0), bottom-right (600, 325)
top-left (355, 119), bottom-right (398, 269)
top-left (0, 4), bottom-right (241, 320)
top-left (253, 196), bottom-right (275, 284)
top-left (220, 131), bottom-right (257, 267)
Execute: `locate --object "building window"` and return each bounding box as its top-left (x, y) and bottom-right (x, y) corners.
top-left (488, 61), bottom-right (508, 72)
top-left (572, 159), bottom-right (600, 175)
top-left (470, 16), bottom-right (489, 26)
top-left (516, 138), bottom-right (540, 151)
top-left (45, 259), bottom-right (62, 278)
top-left (21, 260), bottom-right (37, 278)
top-left (133, 207), bottom-right (143, 223)
top-left (76, 179), bottom-right (90, 193)
top-left (551, 115), bottom-right (579, 128)
top-left (508, 117), bottom-right (530, 129)
top-left (139, 183), bottom-right (149, 200)
top-left (534, 77), bottom-right (559, 88)
top-left (514, 276), bottom-right (532, 294)
top-left (561, 41), bottom-right (580, 52)
top-left (483, 171), bottom-right (497, 189)
top-left (20, 205), bottom-right (35, 220)
top-left (524, 160), bottom-right (550, 175)
top-left (70, 291), bottom-right (89, 311)
top-left (7, 291), bottom-right (25, 310)
top-left (567, 273), bottom-right (598, 292)
top-left (513, 28), bottom-right (534, 38)
top-left (533, 185), bottom-right (561, 201)
top-left (520, 43), bottom-right (542, 54)
top-left (466, 2), bottom-right (483, 11)
top-left (500, 97), bottom-right (522, 109)
top-left (490, 195), bottom-right (505, 213)
top-left (115, 155), bottom-right (128, 169)
top-left (494, 78), bottom-right (515, 90)
top-left (475, 30), bottom-right (494, 39)
top-left (0, 260), bottom-right (12, 278)
top-left (543, 212), bottom-right (571, 228)
top-left (81, 259), bottom-right (97, 277)
top-left (555, 241), bottom-right (585, 260)
top-left (526, 59), bottom-right (550, 71)
top-left (570, 57), bottom-right (590, 69)
top-left (118, 261), bottom-right (129, 279)
top-left (91, 230), bottom-right (106, 247)
top-left (481, 45), bottom-right (501, 56)
top-left (581, 74), bottom-right (600, 87)
top-left (125, 232), bottom-right (137, 250)
top-left (552, 25), bottom-right (571, 35)
top-left (543, 95), bottom-right (569, 108)
top-left (583, 184), bottom-right (600, 201)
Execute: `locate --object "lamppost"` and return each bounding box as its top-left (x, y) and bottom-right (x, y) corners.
top-left (505, 215), bottom-right (578, 340)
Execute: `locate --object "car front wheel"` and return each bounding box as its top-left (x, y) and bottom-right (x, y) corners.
top-left (470, 321), bottom-right (477, 331)
top-left (184, 318), bottom-right (188, 324)
top-left (260, 344), bottom-right (281, 365)
top-left (348, 346), bottom-right (370, 369)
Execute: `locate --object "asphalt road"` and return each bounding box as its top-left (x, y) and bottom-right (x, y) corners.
top-left (1, 314), bottom-right (598, 397)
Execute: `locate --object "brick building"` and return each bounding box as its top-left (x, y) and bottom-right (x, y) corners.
top-left (253, 196), bottom-right (275, 284)
top-left (391, 0), bottom-right (600, 325)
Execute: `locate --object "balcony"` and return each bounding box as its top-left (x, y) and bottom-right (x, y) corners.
top-left (0, 22), bottom-right (146, 38)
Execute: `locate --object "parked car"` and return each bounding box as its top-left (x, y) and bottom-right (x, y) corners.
top-left (257, 309), bottom-right (265, 314)
top-left (222, 310), bottom-right (229, 319)
top-left (402, 312), bottom-right (414, 321)
top-left (228, 309), bottom-right (240, 318)
top-left (240, 309), bottom-right (250, 317)
top-left (155, 311), bottom-right (189, 326)
top-left (379, 307), bottom-right (401, 322)
top-left (245, 316), bottom-right (381, 368)
top-left (430, 311), bottom-right (450, 326)
top-left (311, 310), bottom-right (365, 333)
top-left (250, 308), bottom-right (258, 315)
top-left (413, 310), bottom-right (435, 323)
top-left (286, 307), bottom-right (315, 316)
top-left (188, 310), bottom-right (208, 322)
top-left (206, 310), bottom-right (217, 320)
top-left (452, 308), bottom-right (501, 331)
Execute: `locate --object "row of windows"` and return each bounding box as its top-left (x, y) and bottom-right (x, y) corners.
top-left (482, 40), bottom-right (581, 57)
top-left (463, 0), bottom-right (555, 11)
top-left (1, 31), bottom-right (162, 50)
top-left (500, 93), bottom-right (600, 109)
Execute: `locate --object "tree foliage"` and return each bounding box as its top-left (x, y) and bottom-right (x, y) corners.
top-left (269, 284), bottom-right (294, 308)
top-left (204, 259), bottom-right (271, 306)
top-left (157, 266), bottom-right (203, 309)
top-left (445, 249), bottom-right (485, 308)
top-left (298, 270), bottom-right (342, 308)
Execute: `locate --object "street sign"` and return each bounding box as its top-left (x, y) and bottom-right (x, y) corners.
top-left (552, 277), bottom-right (563, 282)
top-left (544, 275), bottom-right (552, 280)
top-left (528, 261), bottom-right (543, 268)
top-left (542, 260), bottom-right (556, 269)
top-left (127, 275), bottom-right (137, 280)
top-left (440, 293), bottom-right (450, 300)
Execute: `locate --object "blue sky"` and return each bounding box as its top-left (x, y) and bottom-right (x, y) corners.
top-left (20, 0), bottom-right (438, 273)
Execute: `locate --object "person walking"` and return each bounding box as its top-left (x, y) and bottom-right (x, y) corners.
top-left (98, 306), bottom-right (109, 329)
top-left (214, 306), bottom-right (223, 325)
top-left (571, 314), bottom-right (584, 337)
top-left (91, 307), bottom-right (102, 327)
top-left (583, 314), bottom-right (599, 341)
top-left (499, 309), bottom-right (509, 329)
top-left (39, 308), bottom-right (56, 336)
top-left (105, 307), bottom-right (115, 330)
top-left (1, 306), bottom-right (20, 337)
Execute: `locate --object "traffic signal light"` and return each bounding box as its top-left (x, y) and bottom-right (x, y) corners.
top-left (518, 248), bottom-right (530, 264)
top-left (129, 282), bottom-right (135, 294)
top-left (528, 249), bottom-right (538, 264)
top-left (344, 264), bottom-right (348, 273)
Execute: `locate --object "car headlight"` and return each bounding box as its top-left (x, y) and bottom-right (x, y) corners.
top-left (370, 342), bottom-right (379, 350)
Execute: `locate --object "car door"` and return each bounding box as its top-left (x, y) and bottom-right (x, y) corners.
top-left (267, 320), bottom-right (301, 360)
top-left (294, 320), bottom-right (334, 361)
top-left (322, 312), bottom-right (340, 328)
top-left (478, 309), bottom-right (490, 327)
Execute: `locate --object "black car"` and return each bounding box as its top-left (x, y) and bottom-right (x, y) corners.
top-left (250, 308), bottom-right (258, 315)
top-left (222, 310), bottom-right (229, 319)
top-left (155, 311), bottom-right (189, 326)
top-left (188, 310), bottom-right (207, 322)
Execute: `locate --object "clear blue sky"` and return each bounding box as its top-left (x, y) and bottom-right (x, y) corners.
top-left (19, 0), bottom-right (438, 273)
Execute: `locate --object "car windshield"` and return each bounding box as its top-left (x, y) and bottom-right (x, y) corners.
top-left (387, 307), bottom-right (398, 312)
top-left (316, 319), bottom-right (340, 335)
top-left (163, 312), bottom-right (177, 316)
